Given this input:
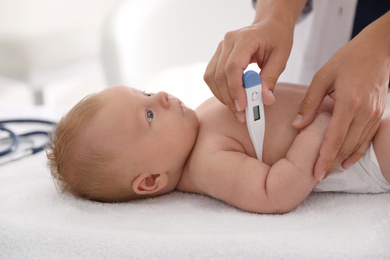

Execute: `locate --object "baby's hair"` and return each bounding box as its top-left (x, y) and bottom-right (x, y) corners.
top-left (47, 93), bottom-right (105, 199)
top-left (47, 92), bottom-right (136, 202)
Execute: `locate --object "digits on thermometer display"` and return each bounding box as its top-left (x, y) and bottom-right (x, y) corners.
top-left (243, 70), bottom-right (265, 160)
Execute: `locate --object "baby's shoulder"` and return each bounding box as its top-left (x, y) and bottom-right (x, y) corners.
top-left (179, 97), bottom-right (255, 192)
top-left (190, 96), bottom-right (252, 166)
top-left (180, 123), bottom-right (247, 189)
top-left (179, 136), bottom-right (243, 195)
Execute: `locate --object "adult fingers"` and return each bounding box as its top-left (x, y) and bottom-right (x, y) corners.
top-left (292, 71), bottom-right (332, 130)
top-left (204, 41), bottom-right (224, 104)
top-left (341, 120), bottom-right (379, 170)
top-left (313, 99), bottom-right (356, 181)
top-left (223, 33), bottom-right (254, 114)
top-left (324, 107), bottom-right (374, 176)
top-left (258, 49), bottom-right (290, 105)
top-left (214, 32), bottom-right (240, 113)
top-left (339, 112), bottom-right (381, 170)
top-left (204, 42), bottom-right (247, 123)
top-left (327, 84), bottom-right (385, 175)
top-left (205, 39), bottom-right (240, 115)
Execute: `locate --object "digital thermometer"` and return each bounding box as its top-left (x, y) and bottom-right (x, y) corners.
top-left (243, 70), bottom-right (265, 160)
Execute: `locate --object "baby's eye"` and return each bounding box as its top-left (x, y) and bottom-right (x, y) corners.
top-left (144, 92), bottom-right (152, 97)
top-left (147, 111), bottom-right (154, 123)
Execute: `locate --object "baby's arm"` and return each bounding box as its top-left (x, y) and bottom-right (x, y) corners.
top-left (202, 112), bottom-right (330, 214)
top-left (264, 112), bottom-right (329, 212)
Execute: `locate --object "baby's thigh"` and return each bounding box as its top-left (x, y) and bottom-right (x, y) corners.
top-left (373, 118), bottom-right (390, 183)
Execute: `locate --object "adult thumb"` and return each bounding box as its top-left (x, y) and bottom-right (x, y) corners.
top-left (259, 54), bottom-right (286, 106)
top-left (293, 74), bottom-right (331, 129)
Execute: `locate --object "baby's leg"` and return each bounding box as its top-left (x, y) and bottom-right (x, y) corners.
top-left (373, 118), bottom-right (390, 183)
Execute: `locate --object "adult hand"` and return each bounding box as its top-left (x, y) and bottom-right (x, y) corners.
top-left (204, 18), bottom-right (293, 122)
top-left (293, 12), bottom-right (390, 181)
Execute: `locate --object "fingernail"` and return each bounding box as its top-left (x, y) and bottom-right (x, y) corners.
top-left (343, 161), bottom-right (353, 170)
top-left (235, 99), bottom-right (242, 112)
top-left (292, 114), bottom-right (303, 126)
top-left (268, 89), bottom-right (275, 99)
top-left (317, 171), bottom-right (326, 182)
top-left (235, 112), bottom-right (245, 123)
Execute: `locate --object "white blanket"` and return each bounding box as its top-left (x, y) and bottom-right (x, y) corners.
top-left (1, 106), bottom-right (390, 259)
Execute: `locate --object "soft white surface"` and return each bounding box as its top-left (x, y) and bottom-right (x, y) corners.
top-left (1, 106), bottom-right (390, 259)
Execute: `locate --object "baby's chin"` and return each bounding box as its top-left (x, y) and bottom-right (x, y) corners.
top-left (184, 106), bottom-right (200, 131)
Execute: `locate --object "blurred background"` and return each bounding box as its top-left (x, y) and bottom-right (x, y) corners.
top-left (0, 0), bottom-right (254, 110)
top-left (1, 0), bottom-right (350, 110)
top-left (0, 0), bottom-right (122, 108)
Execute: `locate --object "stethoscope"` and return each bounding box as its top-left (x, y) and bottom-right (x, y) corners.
top-left (0, 119), bottom-right (57, 165)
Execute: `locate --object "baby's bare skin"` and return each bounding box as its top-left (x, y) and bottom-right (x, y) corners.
top-left (177, 83), bottom-right (335, 213)
top-left (199, 83), bottom-right (333, 165)
top-left (54, 83), bottom-right (389, 212)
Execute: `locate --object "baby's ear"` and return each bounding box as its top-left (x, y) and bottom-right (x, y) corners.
top-left (132, 172), bottom-right (168, 195)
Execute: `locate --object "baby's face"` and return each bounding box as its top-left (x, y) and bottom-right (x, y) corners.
top-left (83, 86), bottom-right (199, 192)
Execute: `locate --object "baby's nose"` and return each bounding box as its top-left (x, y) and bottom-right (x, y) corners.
top-left (157, 91), bottom-right (170, 108)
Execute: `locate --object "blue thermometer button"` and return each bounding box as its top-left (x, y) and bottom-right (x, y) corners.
top-left (243, 70), bottom-right (261, 89)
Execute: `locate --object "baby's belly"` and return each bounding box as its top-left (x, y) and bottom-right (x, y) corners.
top-left (261, 83), bottom-right (333, 165)
top-left (262, 104), bottom-right (300, 165)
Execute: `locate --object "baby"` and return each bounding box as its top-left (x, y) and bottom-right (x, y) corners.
top-left (47, 83), bottom-right (390, 214)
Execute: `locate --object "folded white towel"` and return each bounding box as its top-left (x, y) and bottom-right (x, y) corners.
top-left (1, 151), bottom-right (390, 259)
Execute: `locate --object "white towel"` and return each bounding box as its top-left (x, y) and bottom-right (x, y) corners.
top-left (1, 151), bottom-right (390, 259)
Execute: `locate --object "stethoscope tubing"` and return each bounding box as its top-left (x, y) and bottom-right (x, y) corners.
top-left (0, 127), bottom-right (18, 156)
top-left (0, 119), bottom-right (57, 125)
top-left (0, 119), bottom-right (57, 160)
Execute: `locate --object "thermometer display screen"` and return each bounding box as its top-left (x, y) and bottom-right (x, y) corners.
top-left (253, 106), bottom-right (260, 121)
